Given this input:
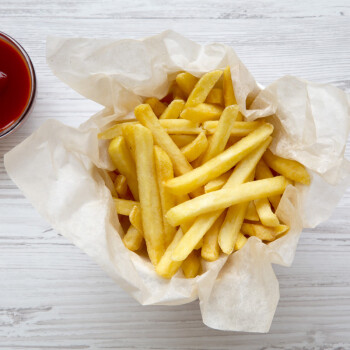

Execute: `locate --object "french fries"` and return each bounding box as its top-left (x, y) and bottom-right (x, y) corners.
top-left (108, 136), bottom-right (139, 200)
top-left (134, 104), bottom-right (193, 176)
top-left (165, 123), bottom-right (274, 195)
top-left (133, 124), bottom-right (165, 265)
top-left (154, 146), bottom-right (177, 246)
top-left (185, 70), bottom-right (223, 107)
top-left (181, 132), bottom-right (208, 162)
top-left (202, 211), bottom-right (226, 261)
top-left (160, 99), bottom-right (185, 119)
top-left (99, 67), bottom-right (310, 279)
top-left (166, 176), bottom-right (289, 226)
top-left (200, 105), bottom-right (239, 163)
top-left (180, 103), bottom-right (223, 123)
top-left (263, 149), bottom-right (311, 185)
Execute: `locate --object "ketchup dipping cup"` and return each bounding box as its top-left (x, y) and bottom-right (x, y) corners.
top-left (0, 32), bottom-right (36, 139)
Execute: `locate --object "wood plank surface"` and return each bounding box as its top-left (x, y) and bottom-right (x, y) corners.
top-left (0, 1), bottom-right (349, 349)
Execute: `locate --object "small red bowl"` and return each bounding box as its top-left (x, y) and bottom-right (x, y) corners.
top-left (0, 32), bottom-right (36, 139)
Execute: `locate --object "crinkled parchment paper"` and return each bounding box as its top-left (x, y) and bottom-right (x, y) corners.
top-left (4, 30), bottom-right (350, 332)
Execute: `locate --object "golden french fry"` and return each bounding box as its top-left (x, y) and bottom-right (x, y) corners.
top-left (194, 238), bottom-right (203, 250)
top-left (201, 105), bottom-right (239, 163)
top-left (154, 145), bottom-right (177, 246)
top-left (241, 223), bottom-right (289, 241)
top-left (160, 99), bottom-right (185, 119)
top-left (155, 229), bottom-right (184, 279)
top-left (114, 198), bottom-right (140, 216)
top-left (122, 123), bottom-right (138, 158)
top-left (129, 205), bottom-right (143, 233)
top-left (206, 88), bottom-right (223, 105)
top-left (167, 176), bottom-right (288, 227)
top-left (254, 197), bottom-right (279, 227)
top-left (98, 123), bottom-right (124, 140)
top-left (263, 149), bottom-right (310, 185)
top-left (145, 97), bottom-right (167, 117)
top-left (245, 201), bottom-right (259, 221)
top-left (255, 159), bottom-right (281, 210)
top-left (175, 72), bottom-right (198, 96)
top-left (170, 134), bottom-right (197, 148)
top-left (203, 120), bottom-right (263, 137)
top-left (223, 66), bottom-right (238, 110)
top-left (234, 232), bottom-right (248, 251)
top-left (133, 124), bottom-right (165, 265)
top-left (202, 211), bottom-right (226, 261)
top-left (181, 132), bottom-right (208, 162)
top-left (159, 119), bottom-right (203, 134)
top-left (185, 70), bottom-right (223, 108)
top-left (204, 171), bottom-right (231, 193)
top-left (171, 138), bottom-right (272, 261)
top-left (134, 104), bottom-right (193, 176)
top-left (108, 136), bottom-right (139, 200)
top-left (165, 123), bottom-right (274, 195)
top-left (180, 103), bottom-right (223, 123)
top-left (114, 174), bottom-right (128, 198)
top-left (123, 225), bottom-right (143, 251)
top-left (182, 251), bottom-right (201, 278)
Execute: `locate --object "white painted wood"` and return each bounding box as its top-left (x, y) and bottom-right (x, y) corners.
top-left (1, 1), bottom-right (350, 348)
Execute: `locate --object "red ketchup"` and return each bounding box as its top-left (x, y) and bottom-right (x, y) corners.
top-left (0, 35), bottom-right (33, 134)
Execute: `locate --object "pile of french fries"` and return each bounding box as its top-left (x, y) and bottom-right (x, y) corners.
top-left (98, 67), bottom-right (310, 279)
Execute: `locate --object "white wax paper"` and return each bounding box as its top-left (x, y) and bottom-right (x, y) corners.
top-left (4, 30), bottom-right (350, 332)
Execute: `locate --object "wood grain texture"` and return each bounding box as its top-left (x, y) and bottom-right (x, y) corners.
top-left (0, 1), bottom-right (350, 349)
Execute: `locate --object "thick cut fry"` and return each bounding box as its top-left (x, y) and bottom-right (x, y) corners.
top-left (241, 223), bottom-right (289, 241)
top-left (155, 229), bottom-right (184, 279)
top-left (133, 125), bottom-right (165, 265)
top-left (181, 132), bottom-right (208, 162)
top-left (245, 201), bottom-right (259, 221)
top-left (154, 146), bottom-right (177, 246)
top-left (234, 232), bottom-right (248, 251)
top-left (172, 138), bottom-right (271, 261)
top-left (219, 201), bottom-right (249, 255)
top-left (206, 88), bottom-right (224, 105)
top-left (255, 159), bottom-right (281, 210)
top-left (108, 136), bottom-right (139, 200)
top-left (98, 123), bottom-right (124, 139)
top-left (175, 72), bottom-right (198, 96)
top-left (263, 149), bottom-right (310, 185)
top-left (201, 105), bottom-right (239, 164)
top-left (123, 225), bottom-right (143, 251)
top-left (134, 104), bottom-right (193, 176)
top-left (145, 97), bottom-right (167, 117)
top-left (114, 174), bottom-right (128, 198)
top-left (254, 197), bottom-right (279, 227)
top-left (185, 70), bottom-right (223, 108)
top-left (129, 205), bottom-right (143, 233)
top-left (171, 134), bottom-right (196, 148)
top-left (204, 120), bottom-right (263, 137)
top-left (167, 176), bottom-right (288, 227)
top-left (114, 198), bottom-right (140, 216)
top-left (204, 171), bottom-right (231, 193)
top-left (180, 103), bottom-right (223, 123)
top-left (121, 123), bottom-right (137, 158)
top-left (165, 123), bottom-right (274, 195)
top-left (182, 251), bottom-right (201, 278)
top-left (159, 119), bottom-right (203, 134)
top-left (160, 99), bottom-right (185, 119)
top-left (202, 211), bottom-right (226, 261)
top-left (194, 238), bottom-right (203, 250)
top-left (223, 66), bottom-right (238, 109)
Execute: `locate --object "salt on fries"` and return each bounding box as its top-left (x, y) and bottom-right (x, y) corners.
top-left (100, 67), bottom-right (310, 278)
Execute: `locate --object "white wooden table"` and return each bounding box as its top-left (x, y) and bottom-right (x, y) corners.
top-left (1, 1), bottom-right (350, 349)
